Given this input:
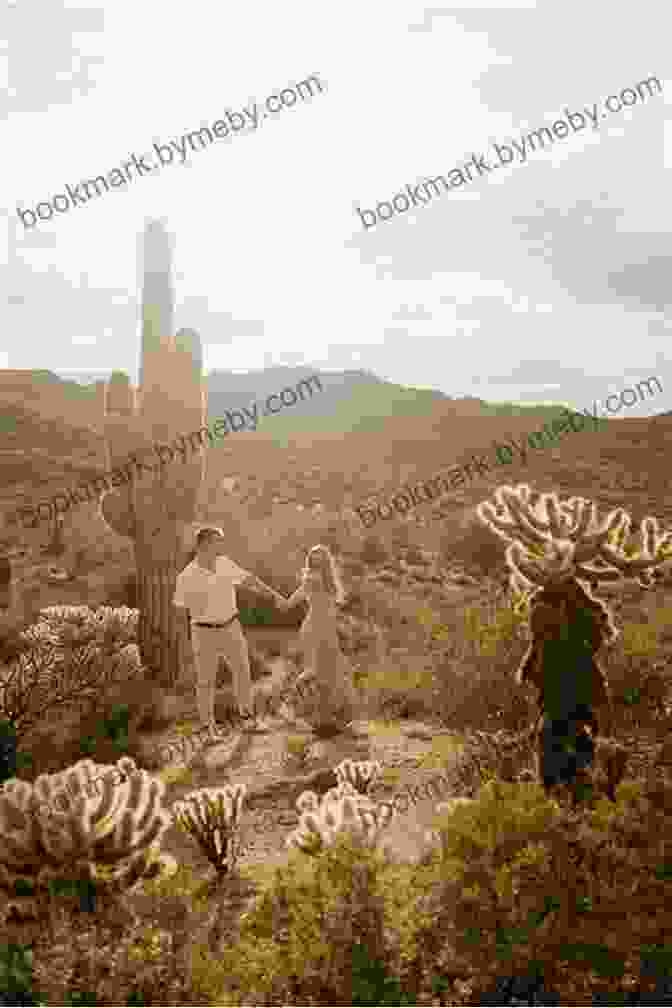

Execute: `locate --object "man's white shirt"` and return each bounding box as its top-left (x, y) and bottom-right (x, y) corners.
top-left (173, 556), bottom-right (249, 623)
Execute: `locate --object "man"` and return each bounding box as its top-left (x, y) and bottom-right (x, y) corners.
top-left (173, 526), bottom-right (287, 734)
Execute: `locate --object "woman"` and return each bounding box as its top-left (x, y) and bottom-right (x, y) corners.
top-left (280, 545), bottom-right (357, 728)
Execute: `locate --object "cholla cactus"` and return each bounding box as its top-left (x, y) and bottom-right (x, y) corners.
top-left (286, 785), bottom-right (394, 856)
top-left (478, 484), bottom-right (672, 596)
top-left (4, 607), bottom-right (143, 736)
top-left (0, 757), bottom-right (175, 917)
top-left (335, 758), bottom-right (381, 795)
top-left (321, 780), bottom-right (366, 806)
top-left (173, 784), bottom-right (246, 876)
top-left (477, 485), bottom-right (672, 794)
top-left (478, 484), bottom-right (672, 657)
top-left (296, 789), bottom-right (321, 815)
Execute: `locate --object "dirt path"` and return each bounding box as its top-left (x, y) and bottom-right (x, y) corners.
top-left (148, 743), bottom-right (458, 886)
top-left (128, 652), bottom-right (464, 890)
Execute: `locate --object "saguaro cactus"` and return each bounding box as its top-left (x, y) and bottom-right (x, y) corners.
top-left (99, 220), bottom-right (206, 684)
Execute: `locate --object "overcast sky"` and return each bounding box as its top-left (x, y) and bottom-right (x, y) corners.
top-left (1, 0), bottom-right (670, 417)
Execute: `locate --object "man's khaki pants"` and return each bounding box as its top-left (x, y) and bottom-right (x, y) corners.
top-left (191, 622), bottom-right (253, 725)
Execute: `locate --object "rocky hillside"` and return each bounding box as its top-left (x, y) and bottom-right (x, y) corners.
top-left (2, 368), bottom-right (671, 595)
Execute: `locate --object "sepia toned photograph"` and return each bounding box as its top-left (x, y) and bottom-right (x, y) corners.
top-left (1, 1), bottom-right (671, 1003)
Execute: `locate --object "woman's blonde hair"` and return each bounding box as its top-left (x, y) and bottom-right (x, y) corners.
top-left (302, 544), bottom-right (346, 605)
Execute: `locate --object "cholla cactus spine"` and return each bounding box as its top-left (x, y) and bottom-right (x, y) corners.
top-left (335, 758), bottom-right (381, 795)
top-left (173, 784), bottom-right (246, 875)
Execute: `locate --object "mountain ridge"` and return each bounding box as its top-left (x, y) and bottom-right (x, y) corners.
top-left (1, 367), bottom-right (668, 546)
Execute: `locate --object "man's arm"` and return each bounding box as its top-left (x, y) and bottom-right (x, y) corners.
top-left (240, 572), bottom-right (287, 606)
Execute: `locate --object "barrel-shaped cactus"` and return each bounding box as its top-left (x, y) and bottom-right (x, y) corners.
top-left (98, 220), bottom-right (207, 684)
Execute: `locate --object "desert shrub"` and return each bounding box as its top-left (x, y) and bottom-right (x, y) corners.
top-left (403, 777), bottom-right (672, 1001)
top-left (237, 598), bottom-right (277, 627)
top-left (284, 733), bottom-right (313, 769)
top-left (189, 834), bottom-right (396, 1008)
top-left (79, 703), bottom-right (132, 760)
top-left (26, 678), bottom-right (176, 779)
top-left (356, 586), bottom-right (428, 651)
top-left (0, 943), bottom-right (42, 1006)
top-left (359, 661), bottom-right (435, 723)
top-left (620, 619), bottom-right (660, 658)
top-left (237, 589), bottom-right (304, 631)
top-left (602, 628), bottom-right (672, 739)
top-left (190, 836), bottom-right (393, 1005)
top-left (426, 598), bottom-right (534, 736)
top-left (443, 727), bottom-right (540, 797)
top-left (0, 718), bottom-right (20, 785)
top-left (103, 572), bottom-right (138, 609)
top-left (440, 511), bottom-right (506, 577)
top-left (359, 534), bottom-right (390, 566)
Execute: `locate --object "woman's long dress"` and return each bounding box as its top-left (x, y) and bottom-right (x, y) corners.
top-left (295, 572), bottom-right (357, 726)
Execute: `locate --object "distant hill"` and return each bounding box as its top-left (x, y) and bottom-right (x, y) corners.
top-left (0, 365), bottom-right (592, 523)
top-left (5, 365), bottom-right (664, 549)
top-left (0, 367), bottom-right (580, 441)
top-left (0, 369), bottom-right (103, 434)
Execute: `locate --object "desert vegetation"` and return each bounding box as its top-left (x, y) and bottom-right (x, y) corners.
top-left (1, 478), bottom-right (672, 1004)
